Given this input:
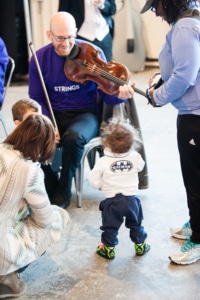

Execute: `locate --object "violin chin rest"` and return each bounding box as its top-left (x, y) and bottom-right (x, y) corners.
top-left (67, 44), bottom-right (80, 59)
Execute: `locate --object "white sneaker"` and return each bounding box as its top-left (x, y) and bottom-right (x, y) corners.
top-left (170, 221), bottom-right (192, 240)
top-left (169, 239), bottom-right (200, 265)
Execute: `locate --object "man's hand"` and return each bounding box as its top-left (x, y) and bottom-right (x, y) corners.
top-left (118, 82), bottom-right (135, 99)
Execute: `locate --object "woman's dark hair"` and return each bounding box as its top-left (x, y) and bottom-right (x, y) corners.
top-left (4, 114), bottom-right (56, 163)
top-left (163, 0), bottom-right (198, 24)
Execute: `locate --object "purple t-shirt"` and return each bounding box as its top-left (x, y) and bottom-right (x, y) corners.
top-left (28, 39), bottom-right (124, 117)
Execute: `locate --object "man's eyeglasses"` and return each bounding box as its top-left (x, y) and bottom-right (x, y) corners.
top-left (151, 0), bottom-right (159, 12)
top-left (51, 31), bottom-right (76, 43)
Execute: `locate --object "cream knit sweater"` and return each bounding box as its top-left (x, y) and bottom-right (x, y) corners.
top-left (0, 144), bottom-right (70, 275)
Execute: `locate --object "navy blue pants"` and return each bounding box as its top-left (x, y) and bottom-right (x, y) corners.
top-left (177, 114), bottom-right (200, 243)
top-left (99, 193), bottom-right (147, 247)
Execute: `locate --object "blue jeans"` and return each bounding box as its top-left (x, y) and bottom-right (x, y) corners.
top-left (54, 109), bottom-right (99, 195)
top-left (99, 193), bottom-right (147, 247)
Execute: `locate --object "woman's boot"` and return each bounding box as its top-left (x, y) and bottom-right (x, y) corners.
top-left (0, 271), bottom-right (27, 298)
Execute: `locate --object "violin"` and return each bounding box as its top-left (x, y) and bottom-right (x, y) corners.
top-left (64, 42), bottom-right (147, 98)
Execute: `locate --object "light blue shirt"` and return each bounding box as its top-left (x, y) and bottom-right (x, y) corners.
top-left (154, 2), bottom-right (200, 115)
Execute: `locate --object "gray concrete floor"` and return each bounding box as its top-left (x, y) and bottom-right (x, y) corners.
top-left (1, 68), bottom-right (199, 300)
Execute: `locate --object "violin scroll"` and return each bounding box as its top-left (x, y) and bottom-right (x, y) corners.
top-left (66, 44), bottom-right (80, 59)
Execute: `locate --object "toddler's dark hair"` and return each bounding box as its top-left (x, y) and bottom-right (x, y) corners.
top-left (101, 119), bottom-right (142, 154)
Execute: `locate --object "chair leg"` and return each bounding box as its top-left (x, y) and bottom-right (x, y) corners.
top-left (74, 138), bottom-right (102, 207)
top-left (75, 157), bottom-right (85, 208)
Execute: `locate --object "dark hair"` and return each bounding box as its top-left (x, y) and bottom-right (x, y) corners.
top-left (162, 0), bottom-right (198, 24)
top-left (102, 121), bottom-right (142, 154)
top-left (12, 99), bottom-right (40, 121)
top-left (4, 114), bottom-right (56, 163)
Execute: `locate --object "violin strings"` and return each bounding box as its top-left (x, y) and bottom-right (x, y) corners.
top-left (84, 62), bottom-right (127, 86)
top-left (80, 61), bottom-right (145, 97)
top-left (86, 63), bottom-right (126, 85)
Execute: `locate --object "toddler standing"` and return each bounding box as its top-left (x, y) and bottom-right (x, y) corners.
top-left (89, 120), bottom-right (150, 259)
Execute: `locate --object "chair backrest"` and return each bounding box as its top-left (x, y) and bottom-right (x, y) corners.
top-left (100, 97), bottom-right (149, 189)
top-left (99, 101), bottom-right (125, 134)
top-left (1, 56), bottom-right (15, 110)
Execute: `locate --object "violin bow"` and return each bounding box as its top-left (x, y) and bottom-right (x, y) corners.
top-left (29, 42), bottom-right (60, 136)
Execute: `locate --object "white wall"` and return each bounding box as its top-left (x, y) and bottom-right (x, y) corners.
top-left (29, 0), bottom-right (59, 50)
top-left (113, 0), bottom-right (146, 72)
top-left (139, 0), bottom-right (170, 59)
top-left (113, 0), bottom-right (170, 70)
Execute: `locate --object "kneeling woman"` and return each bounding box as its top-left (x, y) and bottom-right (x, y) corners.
top-left (0, 114), bottom-right (70, 298)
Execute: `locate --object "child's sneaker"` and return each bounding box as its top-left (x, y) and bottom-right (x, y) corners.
top-left (134, 241), bottom-right (150, 256)
top-left (170, 221), bottom-right (192, 240)
top-left (169, 238), bottom-right (200, 265)
top-left (96, 243), bottom-right (115, 259)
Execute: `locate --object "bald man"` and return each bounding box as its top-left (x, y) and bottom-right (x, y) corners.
top-left (28, 12), bottom-right (126, 209)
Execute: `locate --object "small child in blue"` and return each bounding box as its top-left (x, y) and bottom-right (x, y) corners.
top-left (89, 120), bottom-right (150, 259)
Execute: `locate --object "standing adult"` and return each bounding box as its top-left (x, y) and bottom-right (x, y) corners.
top-left (0, 114), bottom-right (70, 298)
top-left (58, 0), bottom-right (116, 61)
top-left (118, 0), bottom-right (200, 265)
top-left (0, 37), bottom-right (9, 107)
top-left (28, 12), bottom-right (126, 209)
